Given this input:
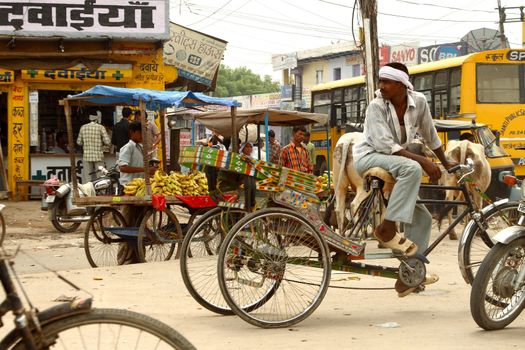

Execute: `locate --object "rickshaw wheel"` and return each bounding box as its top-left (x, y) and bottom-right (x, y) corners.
top-left (218, 207), bottom-right (331, 328)
top-left (84, 207), bottom-right (127, 268)
top-left (180, 207), bottom-right (247, 315)
top-left (137, 208), bottom-right (180, 263)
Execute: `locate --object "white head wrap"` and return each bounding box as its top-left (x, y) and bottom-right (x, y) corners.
top-left (379, 65), bottom-right (413, 90)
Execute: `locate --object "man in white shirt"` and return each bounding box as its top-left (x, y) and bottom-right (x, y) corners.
top-left (118, 121), bottom-right (157, 186)
top-left (353, 62), bottom-right (457, 296)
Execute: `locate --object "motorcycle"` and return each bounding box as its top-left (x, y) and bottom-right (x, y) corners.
top-left (470, 173), bottom-right (525, 330)
top-left (41, 165), bottom-right (121, 233)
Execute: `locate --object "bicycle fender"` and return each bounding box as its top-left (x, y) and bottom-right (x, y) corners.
top-left (0, 299), bottom-right (92, 348)
top-left (458, 198), bottom-right (510, 283)
top-left (493, 225), bottom-right (525, 245)
top-left (459, 198), bottom-right (510, 251)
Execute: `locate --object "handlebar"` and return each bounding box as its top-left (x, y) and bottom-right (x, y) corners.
top-left (447, 158), bottom-right (475, 183)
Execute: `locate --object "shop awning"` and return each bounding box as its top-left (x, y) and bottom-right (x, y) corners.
top-left (190, 108), bottom-right (328, 137)
top-left (63, 85), bottom-right (241, 109)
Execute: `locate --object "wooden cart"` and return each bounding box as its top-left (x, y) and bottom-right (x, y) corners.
top-left (59, 85), bottom-right (242, 267)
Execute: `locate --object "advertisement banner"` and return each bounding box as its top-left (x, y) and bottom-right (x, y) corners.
top-left (379, 46), bottom-right (391, 67)
top-left (21, 64), bottom-right (132, 83)
top-left (418, 42), bottom-right (468, 63)
top-left (390, 43), bottom-right (419, 66)
top-left (0, 0), bottom-right (169, 39)
top-left (164, 23), bottom-right (227, 87)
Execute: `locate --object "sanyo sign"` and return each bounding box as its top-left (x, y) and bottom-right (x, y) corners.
top-left (389, 43), bottom-right (418, 66)
top-left (418, 42), bottom-right (467, 64)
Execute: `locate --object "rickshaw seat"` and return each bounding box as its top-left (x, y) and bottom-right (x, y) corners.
top-left (362, 167), bottom-right (395, 195)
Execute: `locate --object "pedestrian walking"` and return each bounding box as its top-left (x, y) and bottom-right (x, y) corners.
top-left (77, 111), bottom-right (111, 183)
top-left (112, 107), bottom-right (131, 158)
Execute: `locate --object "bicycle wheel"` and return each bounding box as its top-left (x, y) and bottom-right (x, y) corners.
top-left (5, 308), bottom-right (196, 349)
top-left (84, 207), bottom-right (127, 268)
top-left (137, 208), bottom-right (179, 263)
top-left (0, 212), bottom-right (5, 246)
top-left (180, 207), bottom-right (246, 315)
top-left (460, 201), bottom-right (521, 284)
top-left (218, 207), bottom-right (331, 328)
top-left (470, 237), bottom-right (525, 330)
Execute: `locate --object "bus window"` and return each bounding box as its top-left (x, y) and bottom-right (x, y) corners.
top-left (477, 64), bottom-right (521, 103)
top-left (413, 73), bottom-right (434, 107)
top-left (434, 91), bottom-right (448, 117)
top-left (344, 87), bottom-right (359, 123)
top-left (413, 73), bottom-right (433, 91)
top-left (333, 88), bottom-right (343, 103)
top-left (450, 69), bottom-right (461, 114)
top-left (313, 92), bottom-right (331, 106)
top-left (334, 104), bottom-right (345, 127)
top-left (435, 71), bottom-right (447, 89)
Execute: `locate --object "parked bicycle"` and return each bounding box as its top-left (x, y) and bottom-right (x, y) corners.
top-left (0, 247), bottom-right (196, 349)
top-left (470, 174), bottom-right (525, 330)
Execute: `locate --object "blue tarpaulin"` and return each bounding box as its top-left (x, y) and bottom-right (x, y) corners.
top-left (66, 85), bottom-right (241, 110)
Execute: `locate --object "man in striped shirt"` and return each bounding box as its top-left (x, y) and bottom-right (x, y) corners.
top-left (279, 125), bottom-right (312, 173)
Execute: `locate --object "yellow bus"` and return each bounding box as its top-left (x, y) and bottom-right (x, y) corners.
top-left (310, 48), bottom-right (525, 181)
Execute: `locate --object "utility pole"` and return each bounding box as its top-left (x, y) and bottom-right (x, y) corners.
top-left (497, 5), bottom-right (525, 48)
top-left (497, 0), bottom-right (507, 49)
top-left (358, 0), bottom-right (379, 103)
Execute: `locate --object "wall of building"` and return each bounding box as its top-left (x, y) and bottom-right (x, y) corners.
top-left (0, 40), bottom-right (169, 195)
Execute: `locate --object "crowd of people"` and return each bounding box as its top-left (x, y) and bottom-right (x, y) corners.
top-left (209, 125), bottom-right (317, 174)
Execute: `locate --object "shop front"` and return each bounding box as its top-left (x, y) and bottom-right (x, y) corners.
top-left (0, 0), bottom-right (174, 197)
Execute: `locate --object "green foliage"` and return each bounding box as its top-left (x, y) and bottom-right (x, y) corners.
top-left (214, 64), bottom-right (280, 97)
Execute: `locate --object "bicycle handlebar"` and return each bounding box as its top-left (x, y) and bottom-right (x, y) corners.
top-left (447, 157), bottom-right (474, 175)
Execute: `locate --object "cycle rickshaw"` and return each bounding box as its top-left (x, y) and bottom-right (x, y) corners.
top-left (180, 118), bottom-right (521, 328)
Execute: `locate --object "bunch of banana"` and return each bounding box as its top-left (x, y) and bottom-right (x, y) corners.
top-left (316, 172), bottom-right (333, 191)
top-left (173, 170), bottom-right (209, 196)
top-left (151, 170), bottom-right (183, 196)
top-left (123, 177), bottom-right (145, 196)
top-left (123, 170), bottom-right (209, 197)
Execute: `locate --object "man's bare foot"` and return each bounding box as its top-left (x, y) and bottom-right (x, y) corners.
top-left (374, 221), bottom-right (396, 242)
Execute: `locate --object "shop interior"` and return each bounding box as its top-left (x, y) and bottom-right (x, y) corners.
top-left (35, 90), bottom-right (115, 154)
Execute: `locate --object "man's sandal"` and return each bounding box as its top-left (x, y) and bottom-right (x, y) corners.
top-left (375, 231), bottom-right (418, 257)
top-left (396, 273), bottom-right (439, 298)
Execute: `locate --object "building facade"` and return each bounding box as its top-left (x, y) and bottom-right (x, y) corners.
top-left (0, 0), bottom-right (176, 196)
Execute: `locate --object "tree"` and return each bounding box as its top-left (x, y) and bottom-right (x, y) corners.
top-left (214, 64), bottom-right (280, 97)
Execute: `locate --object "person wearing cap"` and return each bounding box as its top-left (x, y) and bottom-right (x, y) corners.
top-left (77, 111), bottom-right (111, 183)
top-left (352, 62), bottom-right (457, 297)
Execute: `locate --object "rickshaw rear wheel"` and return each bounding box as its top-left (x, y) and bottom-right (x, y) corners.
top-left (218, 207), bottom-right (331, 328)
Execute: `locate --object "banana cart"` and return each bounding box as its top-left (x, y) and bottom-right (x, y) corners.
top-left (59, 85), bottom-right (241, 267)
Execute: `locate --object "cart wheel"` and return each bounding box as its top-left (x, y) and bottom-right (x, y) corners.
top-left (218, 207), bottom-right (331, 328)
top-left (84, 207), bottom-right (127, 268)
top-left (180, 207), bottom-right (247, 315)
top-left (137, 208), bottom-right (180, 263)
